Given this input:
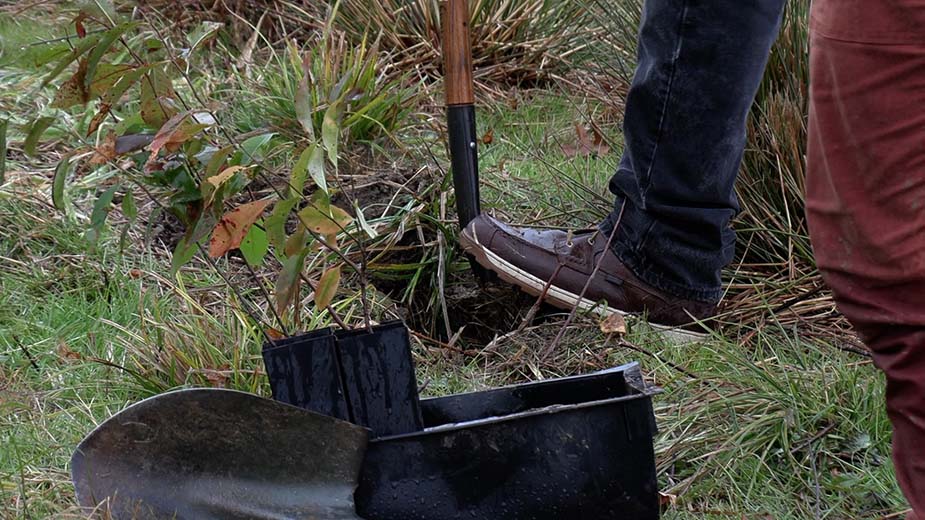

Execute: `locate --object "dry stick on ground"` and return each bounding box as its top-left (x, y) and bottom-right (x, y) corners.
top-left (516, 263), bottom-right (564, 334)
top-left (14, 336), bottom-right (40, 372)
top-left (612, 338), bottom-right (697, 380)
top-left (540, 201), bottom-right (625, 361)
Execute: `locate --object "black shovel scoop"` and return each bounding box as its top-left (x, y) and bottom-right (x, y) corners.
top-left (71, 388), bottom-right (368, 519)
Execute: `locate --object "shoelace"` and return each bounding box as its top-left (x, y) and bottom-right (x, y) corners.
top-left (565, 229), bottom-right (600, 247)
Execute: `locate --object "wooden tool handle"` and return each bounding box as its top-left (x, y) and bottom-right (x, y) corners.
top-left (443, 0), bottom-right (474, 106)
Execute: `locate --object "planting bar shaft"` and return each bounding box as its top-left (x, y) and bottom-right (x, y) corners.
top-left (444, 0), bottom-right (481, 230)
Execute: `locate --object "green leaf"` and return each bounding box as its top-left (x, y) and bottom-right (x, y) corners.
top-left (122, 190), bottom-right (137, 221)
top-left (0, 119), bottom-right (7, 185)
top-left (52, 152), bottom-right (75, 210)
top-left (298, 202), bottom-right (352, 235)
top-left (88, 63), bottom-right (134, 98)
top-left (170, 235), bottom-right (199, 275)
top-left (87, 184), bottom-right (119, 241)
top-left (40, 32), bottom-right (103, 87)
top-left (236, 132), bottom-right (276, 164)
top-left (23, 117), bottom-right (55, 157)
top-left (284, 224), bottom-right (308, 257)
top-left (286, 39), bottom-right (303, 78)
top-left (295, 56), bottom-right (315, 140)
top-left (315, 266), bottom-right (341, 310)
top-left (355, 202), bottom-right (378, 238)
top-left (100, 64), bottom-right (152, 105)
top-left (275, 252), bottom-right (306, 317)
top-left (204, 145), bottom-right (234, 177)
top-left (140, 68), bottom-right (176, 128)
top-left (187, 21), bottom-right (223, 54)
top-left (31, 43), bottom-right (70, 68)
top-left (84, 22), bottom-right (138, 90)
top-left (240, 224), bottom-right (269, 267)
top-left (266, 197), bottom-right (299, 253)
top-left (307, 143), bottom-right (327, 194)
top-left (118, 221), bottom-right (132, 252)
top-left (322, 100), bottom-right (342, 165)
top-left (290, 146), bottom-right (312, 197)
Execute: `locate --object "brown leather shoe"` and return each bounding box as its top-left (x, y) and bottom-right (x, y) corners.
top-left (459, 214), bottom-right (716, 342)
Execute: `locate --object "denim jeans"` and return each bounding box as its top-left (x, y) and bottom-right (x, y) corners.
top-left (599, 0), bottom-right (785, 303)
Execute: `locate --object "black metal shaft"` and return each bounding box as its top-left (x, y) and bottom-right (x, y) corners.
top-left (447, 104), bottom-right (481, 229)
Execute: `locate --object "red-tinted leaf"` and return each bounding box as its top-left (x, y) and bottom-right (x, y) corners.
top-left (75, 13), bottom-right (87, 38)
top-left (144, 111), bottom-right (209, 171)
top-left (275, 253), bottom-right (306, 317)
top-left (208, 199), bottom-right (273, 257)
top-left (314, 266), bottom-right (341, 310)
top-left (297, 202), bottom-right (353, 235)
top-left (561, 122), bottom-right (611, 158)
top-left (89, 132), bottom-right (118, 166)
top-left (51, 59), bottom-right (90, 109)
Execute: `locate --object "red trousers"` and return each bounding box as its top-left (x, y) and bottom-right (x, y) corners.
top-left (807, 2), bottom-right (925, 517)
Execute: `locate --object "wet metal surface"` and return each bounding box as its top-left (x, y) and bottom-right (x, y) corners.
top-left (71, 388), bottom-right (368, 519)
top-left (263, 328), bottom-right (351, 421)
top-left (336, 322), bottom-right (424, 437)
top-left (357, 363), bottom-right (661, 519)
top-left (264, 321), bottom-right (424, 438)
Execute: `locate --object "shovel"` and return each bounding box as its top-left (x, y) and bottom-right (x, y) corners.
top-left (71, 388), bottom-right (368, 520)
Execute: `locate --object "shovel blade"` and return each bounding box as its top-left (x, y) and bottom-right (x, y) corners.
top-left (71, 388), bottom-right (368, 520)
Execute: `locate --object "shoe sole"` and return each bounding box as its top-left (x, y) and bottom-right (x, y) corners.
top-left (459, 228), bottom-right (708, 345)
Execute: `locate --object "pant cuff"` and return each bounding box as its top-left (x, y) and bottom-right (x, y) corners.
top-left (599, 215), bottom-right (723, 304)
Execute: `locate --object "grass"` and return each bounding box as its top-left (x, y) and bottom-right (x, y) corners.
top-left (2, 185), bottom-right (905, 517)
top-left (475, 90), bottom-right (618, 228)
top-left (0, 2), bottom-right (913, 519)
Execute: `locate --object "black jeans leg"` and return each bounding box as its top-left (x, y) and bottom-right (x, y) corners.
top-left (600, 0), bottom-right (785, 302)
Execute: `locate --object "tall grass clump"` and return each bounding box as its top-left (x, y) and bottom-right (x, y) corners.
top-left (229, 26), bottom-right (416, 146)
top-left (737, 0), bottom-right (811, 269)
top-left (333, 0), bottom-right (601, 86)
